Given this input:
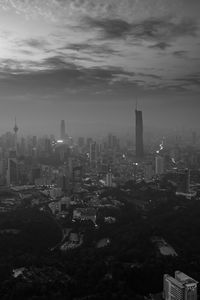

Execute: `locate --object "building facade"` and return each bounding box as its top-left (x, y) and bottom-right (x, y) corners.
top-left (135, 109), bottom-right (144, 160)
top-left (163, 271), bottom-right (198, 300)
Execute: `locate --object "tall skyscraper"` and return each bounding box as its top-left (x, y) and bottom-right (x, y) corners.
top-left (106, 169), bottom-right (113, 187)
top-left (89, 142), bottom-right (97, 168)
top-left (163, 271), bottom-right (198, 300)
top-left (7, 150), bottom-right (18, 186)
top-left (155, 155), bottom-right (165, 175)
top-left (60, 120), bottom-right (66, 140)
top-left (135, 108), bottom-right (144, 160)
top-left (13, 117), bottom-right (19, 153)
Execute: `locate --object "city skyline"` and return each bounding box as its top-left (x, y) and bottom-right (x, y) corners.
top-left (0, 0), bottom-right (200, 136)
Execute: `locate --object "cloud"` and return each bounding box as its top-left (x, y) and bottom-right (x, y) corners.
top-left (0, 55), bottom-right (138, 96)
top-left (173, 50), bottom-right (188, 58)
top-left (175, 72), bottom-right (200, 86)
top-left (137, 72), bottom-right (162, 79)
top-left (1, 0), bottom-right (200, 24)
top-left (43, 56), bottom-right (76, 69)
top-left (83, 17), bottom-right (198, 42)
top-left (25, 38), bottom-right (49, 49)
top-left (65, 42), bottom-right (120, 56)
top-left (84, 17), bottom-right (131, 39)
top-left (149, 42), bottom-right (171, 50)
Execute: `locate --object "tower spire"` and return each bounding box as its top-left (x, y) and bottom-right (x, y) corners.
top-left (13, 117), bottom-right (19, 154)
top-left (135, 97), bottom-right (139, 111)
top-left (14, 117), bottom-right (18, 134)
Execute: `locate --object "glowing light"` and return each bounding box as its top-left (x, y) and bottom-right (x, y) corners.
top-left (156, 139), bottom-right (164, 154)
top-left (57, 139), bottom-right (64, 143)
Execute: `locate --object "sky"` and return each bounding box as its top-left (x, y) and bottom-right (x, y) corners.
top-left (0, 0), bottom-right (199, 137)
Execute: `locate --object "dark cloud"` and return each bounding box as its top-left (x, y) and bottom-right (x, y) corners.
top-left (0, 58), bottom-right (33, 74)
top-left (149, 42), bottom-right (171, 50)
top-left (43, 56), bottom-right (77, 69)
top-left (137, 72), bottom-right (162, 79)
top-left (84, 16), bottom-right (198, 43)
top-left (25, 38), bottom-right (49, 49)
top-left (175, 72), bottom-right (200, 86)
top-left (65, 42), bottom-right (120, 56)
top-left (173, 50), bottom-right (188, 58)
top-left (66, 55), bottom-right (103, 63)
top-left (19, 49), bottom-right (34, 55)
top-left (83, 17), bottom-right (131, 39)
top-left (0, 56), bottom-right (137, 97)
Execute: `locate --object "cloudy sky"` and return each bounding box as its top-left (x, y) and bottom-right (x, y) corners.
top-left (0, 0), bottom-right (199, 137)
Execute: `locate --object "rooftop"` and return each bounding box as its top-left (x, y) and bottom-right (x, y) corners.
top-left (175, 271), bottom-right (198, 285)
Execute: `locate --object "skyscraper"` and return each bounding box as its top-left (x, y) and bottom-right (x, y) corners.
top-left (89, 142), bottom-right (97, 168)
top-left (60, 120), bottom-right (66, 140)
top-left (135, 108), bottom-right (144, 160)
top-left (155, 155), bottom-right (165, 175)
top-left (13, 117), bottom-right (19, 153)
top-left (7, 150), bottom-right (18, 186)
top-left (106, 169), bottom-right (113, 187)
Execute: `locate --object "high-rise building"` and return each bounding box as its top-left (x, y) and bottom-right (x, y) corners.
top-left (106, 169), bottom-right (113, 187)
top-left (13, 117), bottom-right (19, 154)
top-left (144, 162), bottom-right (154, 181)
top-left (135, 108), bottom-right (144, 160)
top-left (155, 155), bottom-right (165, 175)
top-left (163, 271), bottom-right (198, 300)
top-left (78, 137), bottom-right (85, 148)
top-left (192, 131), bottom-right (197, 146)
top-left (177, 169), bottom-right (190, 194)
top-left (89, 142), bottom-right (97, 168)
top-left (7, 150), bottom-right (18, 186)
top-left (60, 120), bottom-right (66, 140)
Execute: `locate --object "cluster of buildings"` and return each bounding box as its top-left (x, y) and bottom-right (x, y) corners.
top-left (0, 116), bottom-right (199, 299)
top-left (0, 110), bottom-right (199, 201)
top-left (0, 187), bottom-right (21, 212)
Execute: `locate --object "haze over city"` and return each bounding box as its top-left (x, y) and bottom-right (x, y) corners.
top-left (1, 2), bottom-right (200, 299)
top-left (0, 0), bottom-right (200, 136)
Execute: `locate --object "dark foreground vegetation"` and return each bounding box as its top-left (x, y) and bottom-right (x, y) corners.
top-left (1, 184), bottom-right (200, 299)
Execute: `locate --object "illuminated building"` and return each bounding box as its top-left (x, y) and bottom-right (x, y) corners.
top-left (135, 108), bottom-right (144, 160)
top-left (163, 271), bottom-right (198, 300)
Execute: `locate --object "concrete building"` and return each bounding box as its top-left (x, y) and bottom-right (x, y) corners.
top-left (144, 162), bottom-right (154, 181)
top-left (7, 150), bottom-right (18, 186)
top-left (60, 120), bottom-right (66, 140)
top-left (155, 156), bottom-right (165, 175)
top-left (135, 108), bottom-right (144, 160)
top-left (89, 142), bottom-right (97, 168)
top-left (13, 118), bottom-right (19, 154)
top-left (163, 271), bottom-right (198, 300)
top-left (106, 170), bottom-right (113, 187)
